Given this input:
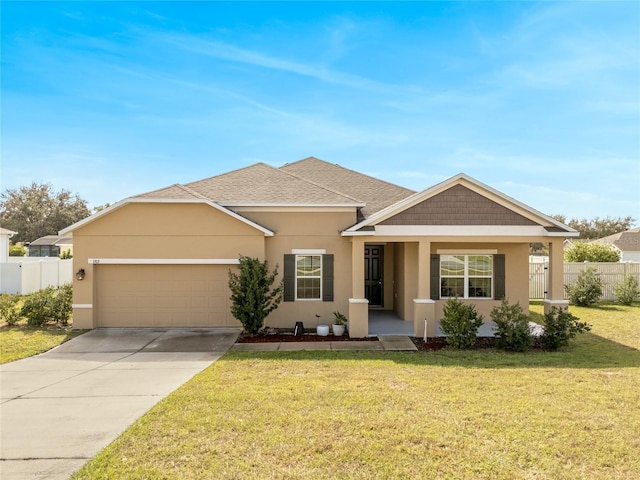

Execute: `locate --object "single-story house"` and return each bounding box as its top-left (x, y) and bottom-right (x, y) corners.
top-left (27, 235), bottom-right (73, 257)
top-left (589, 227), bottom-right (640, 262)
top-left (60, 157), bottom-right (578, 337)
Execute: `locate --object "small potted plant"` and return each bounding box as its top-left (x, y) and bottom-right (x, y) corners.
top-left (332, 311), bottom-right (347, 336)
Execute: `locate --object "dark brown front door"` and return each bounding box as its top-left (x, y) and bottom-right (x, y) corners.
top-left (364, 245), bottom-right (383, 307)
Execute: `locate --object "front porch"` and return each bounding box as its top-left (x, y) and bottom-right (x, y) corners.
top-left (368, 310), bottom-right (413, 336)
top-left (368, 309), bottom-right (498, 337)
top-left (347, 237), bottom-right (568, 338)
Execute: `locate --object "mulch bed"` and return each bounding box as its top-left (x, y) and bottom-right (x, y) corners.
top-left (237, 333), bottom-right (378, 343)
top-left (237, 333), bottom-right (498, 350)
top-left (411, 337), bottom-right (497, 351)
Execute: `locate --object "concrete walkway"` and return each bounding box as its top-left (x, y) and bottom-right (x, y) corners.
top-left (0, 327), bottom-right (240, 480)
top-left (231, 335), bottom-right (417, 352)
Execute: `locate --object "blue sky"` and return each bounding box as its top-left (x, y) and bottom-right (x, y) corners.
top-left (2, 1), bottom-right (639, 222)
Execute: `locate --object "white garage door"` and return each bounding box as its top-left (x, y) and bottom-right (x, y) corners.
top-left (95, 264), bottom-right (239, 327)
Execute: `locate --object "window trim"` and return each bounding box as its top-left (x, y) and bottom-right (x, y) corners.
top-left (440, 254), bottom-right (494, 299)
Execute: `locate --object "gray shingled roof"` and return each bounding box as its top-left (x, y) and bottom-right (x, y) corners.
top-left (592, 227), bottom-right (640, 252)
top-left (134, 184), bottom-right (207, 200)
top-left (134, 162), bottom-right (362, 206)
top-left (280, 157), bottom-right (415, 218)
top-left (29, 235), bottom-right (73, 246)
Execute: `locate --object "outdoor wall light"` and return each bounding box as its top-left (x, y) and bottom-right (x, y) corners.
top-left (76, 268), bottom-right (86, 281)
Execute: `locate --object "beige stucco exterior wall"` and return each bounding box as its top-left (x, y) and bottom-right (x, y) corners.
top-left (70, 198), bottom-right (567, 334)
top-left (71, 202), bottom-right (267, 328)
top-left (237, 209), bottom-right (356, 329)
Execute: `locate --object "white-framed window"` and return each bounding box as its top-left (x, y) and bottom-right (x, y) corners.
top-left (296, 254), bottom-right (322, 300)
top-left (440, 254), bottom-right (493, 299)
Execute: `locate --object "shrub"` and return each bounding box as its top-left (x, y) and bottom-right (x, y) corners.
top-left (20, 283), bottom-right (73, 326)
top-left (228, 256), bottom-right (283, 335)
top-left (9, 244), bottom-right (26, 257)
top-left (440, 298), bottom-right (484, 349)
top-left (539, 306), bottom-right (591, 350)
top-left (490, 298), bottom-right (532, 352)
top-left (565, 267), bottom-right (603, 306)
top-left (615, 274), bottom-right (640, 306)
top-left (564, 242), bottom-right (620, 262)
top-left (59, 249), bottom-right (73, 259)
top-left (53, 283), bottom-right (73, 325)
top-left (0, 293), bottom-right (23, 326)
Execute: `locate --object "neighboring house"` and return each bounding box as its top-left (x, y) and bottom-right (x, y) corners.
top-left (0, 228), bottom-right (17, 263)
top-left (60, 157), bottom-right (578, 337)
top-left (590, 227), bottom-right (640, 262)
top-left (27, 235), bottom-right (73, 257)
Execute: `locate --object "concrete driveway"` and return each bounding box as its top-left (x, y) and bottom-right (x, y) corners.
top-left (0, 327), bottom-right (240, 480)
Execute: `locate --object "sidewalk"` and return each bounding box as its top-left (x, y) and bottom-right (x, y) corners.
top-left (231, 335), bottom-right (417, 352)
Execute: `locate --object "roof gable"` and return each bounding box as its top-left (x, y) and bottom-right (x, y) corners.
top-left (59, 198), bottom-right (275, 236)
top-left (344, 173), bottom-right (577, 236)
top-left (379, 184), bottom-right (538, 226)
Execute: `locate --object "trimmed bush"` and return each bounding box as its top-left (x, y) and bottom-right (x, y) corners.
top-left (539, 306), bottom-right (591, 350)
top-left (565, 267), bottom-right (603, 307)
top-left (615, 274), bottom-right (639, 306)
top-left (0, 293), bottom-right (23, 326)
top-left (20, 283), bottom-right (73, 326)
top-left (228, 256), bottom-right (283, 335)
top-left (440, 298), bottom-right (484, 349)
top-left (490, 298), bottom-right (532, 352)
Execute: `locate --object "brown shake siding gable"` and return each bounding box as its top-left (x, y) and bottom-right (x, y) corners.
top-left (379, 185), bottom-right (538, 226)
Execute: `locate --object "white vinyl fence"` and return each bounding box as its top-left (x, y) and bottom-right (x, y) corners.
top-left (530, 262), bottom-right (640, 301)
top-left (0, 258), bottom-right (73, 294)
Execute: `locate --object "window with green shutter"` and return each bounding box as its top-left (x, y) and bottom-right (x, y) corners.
top-left (283, 253), bottom-right (333, 302)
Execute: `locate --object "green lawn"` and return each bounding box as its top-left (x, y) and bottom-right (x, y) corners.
top-left (74, 303), bottom-right (640, 480)
top-left (0, 324), bottom-right (84, 364)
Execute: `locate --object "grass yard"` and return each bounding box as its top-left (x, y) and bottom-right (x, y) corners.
top-left (73, 303), bottom-right (640, 480)
top-left (0, 323), bottom-right (84, 364)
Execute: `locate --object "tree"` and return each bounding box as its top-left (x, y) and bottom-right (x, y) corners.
top-left (0, 183), bottom-right (91, 243)
top-left (552, 215), bottom-right (635, 239)
top-left (93, 203), bottom-right (111, 213)
top-left (228, 256), bottom-right (283, 335)
top-left (564, 242), bottom-right (620, 262)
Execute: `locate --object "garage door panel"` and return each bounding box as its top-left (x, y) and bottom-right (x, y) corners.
top-left (96, 265), bottom-right (239, 327)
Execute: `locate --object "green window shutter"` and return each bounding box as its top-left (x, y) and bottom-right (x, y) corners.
top-left (283, 254), bottom-right (295, 302)
top-left (494, 254), bottom-right (505, 300)
top-left (322, 254), bottom-right (334, 302)
top-left (430, 254), bottom-right (440, 300)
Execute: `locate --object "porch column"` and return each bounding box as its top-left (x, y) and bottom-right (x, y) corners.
top-left (544, 238), bottom-right (569, 314)
top-left (348, 237), bottom-right (368, 338)
top-left (414, 240), bottom-right (436, 337)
